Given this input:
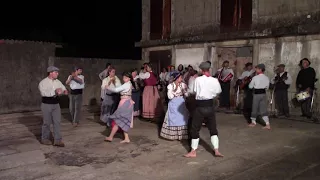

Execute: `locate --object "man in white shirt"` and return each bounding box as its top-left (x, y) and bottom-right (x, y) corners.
top-left (248, 64), bottom-right (271, 130)
top-left (184, 62), bottom-right (224, 158)
top-left (66, 67), bottom-right (85, 126)
top-left (271, 64), bottom-right (292, 117)
top-left (38, 66), bottom-right (68, 147)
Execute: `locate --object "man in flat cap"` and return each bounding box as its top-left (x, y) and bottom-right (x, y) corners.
top-left (270, 64), bottom-right (292, 117)
top-left (248, 64), bottom-right (271, 130)
top-left (215, 61), bottom-right (234, 110)
top-left (66, 66), bottom-right (85, 127)
top-left (38, 66), bottom-right (68, 147)
top-left (296, 58), bottom-right (316, 119)
top-left (184, 61), bottom-right (224, 158)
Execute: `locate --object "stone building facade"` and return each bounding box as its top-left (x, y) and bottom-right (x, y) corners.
top-left (136, 0), bottom-right (320, 112)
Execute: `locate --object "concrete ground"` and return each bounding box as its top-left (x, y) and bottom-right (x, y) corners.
top-left (1, 108), bottom-right (320, 180)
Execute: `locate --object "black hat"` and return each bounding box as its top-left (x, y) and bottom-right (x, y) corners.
top-left (300, 58), bottom-right (311, 66)
top-left (171, 72), bottom-right (182, 81)
top-left (245, 62), bottom-right (253, 67)
top-left (277, 64), bottom-right (285, 68)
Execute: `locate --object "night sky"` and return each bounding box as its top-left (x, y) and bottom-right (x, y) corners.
top-left (0, 1), bottom-right (142, 59)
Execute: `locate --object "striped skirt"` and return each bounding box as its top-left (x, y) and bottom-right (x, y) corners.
top-left (160, 111), bottom-right (188, 140)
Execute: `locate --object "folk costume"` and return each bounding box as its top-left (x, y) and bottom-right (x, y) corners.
top-left (139, 68), bottom-right (163, 119)
top-left (160, 73), bottom-right (189, 140)
top-left (185, 62), bottom-right (223, 158)
top-left (248, 64), bottom-right (271, 129)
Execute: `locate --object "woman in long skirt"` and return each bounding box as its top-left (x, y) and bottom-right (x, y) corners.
top-left (160, 72), bottom-right (189, 140)
top-left (139, 63), bottom-right (163, 120)
top-left (131, 69), bottom-right (141, 116)
top-left (100, 67), bottom-right (121, 126)
top-left (104, 72), bottom-right (135, 143)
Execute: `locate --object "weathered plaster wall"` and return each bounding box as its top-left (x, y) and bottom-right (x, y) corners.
top-left (171, 0), bottom-right (219, 38)
top-left (0, 40), bottom-right (55, 114)
top-left (258, 35), bottom-right (320, 113)
top-left (175, 47), bottom-right (205, 71)
top-left (257, 0), bottom-right (320, 28)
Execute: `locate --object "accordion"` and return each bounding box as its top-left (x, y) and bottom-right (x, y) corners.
top-left (219, 73), bottom-right (233, 83)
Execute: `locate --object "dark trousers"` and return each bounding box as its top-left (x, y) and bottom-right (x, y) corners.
top-left (220, 82), bottom-right (230, 108)
top-left (301, 90), bottom-right (313, 117)
top-left (275, 89), bottom-right (289, 115)
top-left (243, 89), bottom-right (253, 123)
top-left (191, 101), bottom-right (218, 139)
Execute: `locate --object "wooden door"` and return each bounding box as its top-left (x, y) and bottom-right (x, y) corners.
top-left (162, 0), bottom-right (171, 39)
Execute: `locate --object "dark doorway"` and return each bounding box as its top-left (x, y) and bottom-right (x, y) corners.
top-left (150, 0), bottom-right (171, 40)
top-left (150, 0), bottom-right (163, 40)
top-left (220, 0), bottom-right (252, 32)
top-left (162, 0), bottom-right (171, 39)
top-left (149, 50), bottom-right (172, 75)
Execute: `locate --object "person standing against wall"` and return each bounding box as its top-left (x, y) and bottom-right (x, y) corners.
top-left (66, 67), bottom-right (85, 127)
top-left (38, 66), bottom-right (68, 147)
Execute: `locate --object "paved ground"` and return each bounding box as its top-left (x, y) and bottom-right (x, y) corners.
top-left (1, 108), bottom-right (320, 180)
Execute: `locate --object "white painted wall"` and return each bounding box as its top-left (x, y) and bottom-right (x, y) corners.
top-left (175, 48), bottom-right (205, 71)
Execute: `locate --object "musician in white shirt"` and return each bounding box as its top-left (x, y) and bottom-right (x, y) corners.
top-left (248, 64), bottom-right (271, 130)
top-left (184, 62), bottom-right (224, 158)
top-left (270, 64), bottom-right (292, 117)
top-left (215, 61), bottom-right (234, 109)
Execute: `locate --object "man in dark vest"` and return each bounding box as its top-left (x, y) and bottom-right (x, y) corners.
top-left (296, 58), bottom-right (316, 119)
top-left (271, 64), bottom-right (292, 117)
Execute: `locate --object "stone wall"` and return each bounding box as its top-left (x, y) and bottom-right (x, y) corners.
top-left (51, 57), bottom-right (143, 108)
top-left (0, 40), bottom-right (143, 114)
top-left (0, 40), bottom-right (56, 114)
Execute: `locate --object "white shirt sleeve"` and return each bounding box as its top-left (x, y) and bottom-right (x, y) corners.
top-left (213, 79), bottom-right (222, 94)
top-left (193, 78), bottom-right (199, 93)
top-left (139, 72), bottom-right (151, 79)
top-left (114, 76), bottom-right (122, 87)
top-left (285, 73), bottom-right (292, 85)
top-left (167, 84), bottom-right (175, 100)
top-left (108, 82), bottom-right (130, 93)
top-left (38, 80), bottom-right (51, 97)
top-left (57, 80), bottom-right (67, 91)
top-left (249, 77), bottom-right (255, 89)
top-left (238, 72), bottom-right (246, 80)
top-left (101, 78), bottom-right (108, 88)
top-left (188, 77), bottom-right (195, 94)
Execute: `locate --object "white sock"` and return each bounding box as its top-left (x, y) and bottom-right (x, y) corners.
top-left (191, 138), bottom-right (199, 150)
top-left (262, 116), bottom-right (270, 125)
top-left (211, 135), bottom-right (219, 149)
top-left (250, 117), bottom-right (257, 124)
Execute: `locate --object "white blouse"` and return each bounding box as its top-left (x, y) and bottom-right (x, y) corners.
top-left (108, 81), bottom-right (132, 96)
top-left (139, 71), bottom-right (151, 79)
top-left (167, 82), bottom-right (188, 100)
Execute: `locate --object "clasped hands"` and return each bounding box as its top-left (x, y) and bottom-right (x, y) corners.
top-left (55, 88), bottom-right (68, 95)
